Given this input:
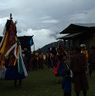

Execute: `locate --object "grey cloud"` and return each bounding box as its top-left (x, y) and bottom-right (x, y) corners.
top-left (0, 0), bottom-right (95, 49)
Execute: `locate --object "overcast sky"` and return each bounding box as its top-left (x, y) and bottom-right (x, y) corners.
top-left (0, 0), bottom-right (95, 49)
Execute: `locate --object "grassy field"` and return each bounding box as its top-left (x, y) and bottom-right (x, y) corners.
top-left (0, 68), bottom-right (95, 96)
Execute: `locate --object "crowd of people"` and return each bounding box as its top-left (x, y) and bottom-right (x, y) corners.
top-left (25, 43), bottom-right (95, 96)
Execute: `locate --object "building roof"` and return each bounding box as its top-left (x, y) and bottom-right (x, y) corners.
top-left (58, 32), bottom-right (82, 39)
top-left (76, 23), bottom-right (95, 27)
top-left (60, 23), bottom-right (95, 34)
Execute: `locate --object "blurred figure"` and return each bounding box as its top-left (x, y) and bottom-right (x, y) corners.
top-left (88, 47), bottom-right (95, 77)
top-left (53, 44), bottom-right (72, 96)
top-left (71, 47), bottom-right (89, 96)
top-left (80, 44), bottom-right (88, 61)
top-left (46, 53), bottom-right (52, 68)
top-left (58, 54), bottom-right (72, 96)
top-left (38, 53), bottom-right (44, 69)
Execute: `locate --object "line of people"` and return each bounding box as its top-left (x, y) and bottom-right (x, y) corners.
top-left (51, 44), bottom-right (90, 96)
top-left (27, 43), bottom-right (95, 96)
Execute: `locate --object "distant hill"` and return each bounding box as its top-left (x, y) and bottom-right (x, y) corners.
top-left (36, 41), bottom-right (63, 53)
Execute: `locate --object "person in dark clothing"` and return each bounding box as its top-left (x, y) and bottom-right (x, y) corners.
top-left (88, 47), bottom-right (95, 77)
top-left (57, 46), bottom-right (72, 96)
top-left (61, 63), bottom-right (72, 96)
top-left (70, 47), bottom-right (89, 96)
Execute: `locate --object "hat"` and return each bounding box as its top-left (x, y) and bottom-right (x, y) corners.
top-left (80, 44), bottom-right (86, 47)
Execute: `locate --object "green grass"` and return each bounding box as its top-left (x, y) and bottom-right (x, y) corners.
top-left (0, 68), bottom-right (95, 96)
